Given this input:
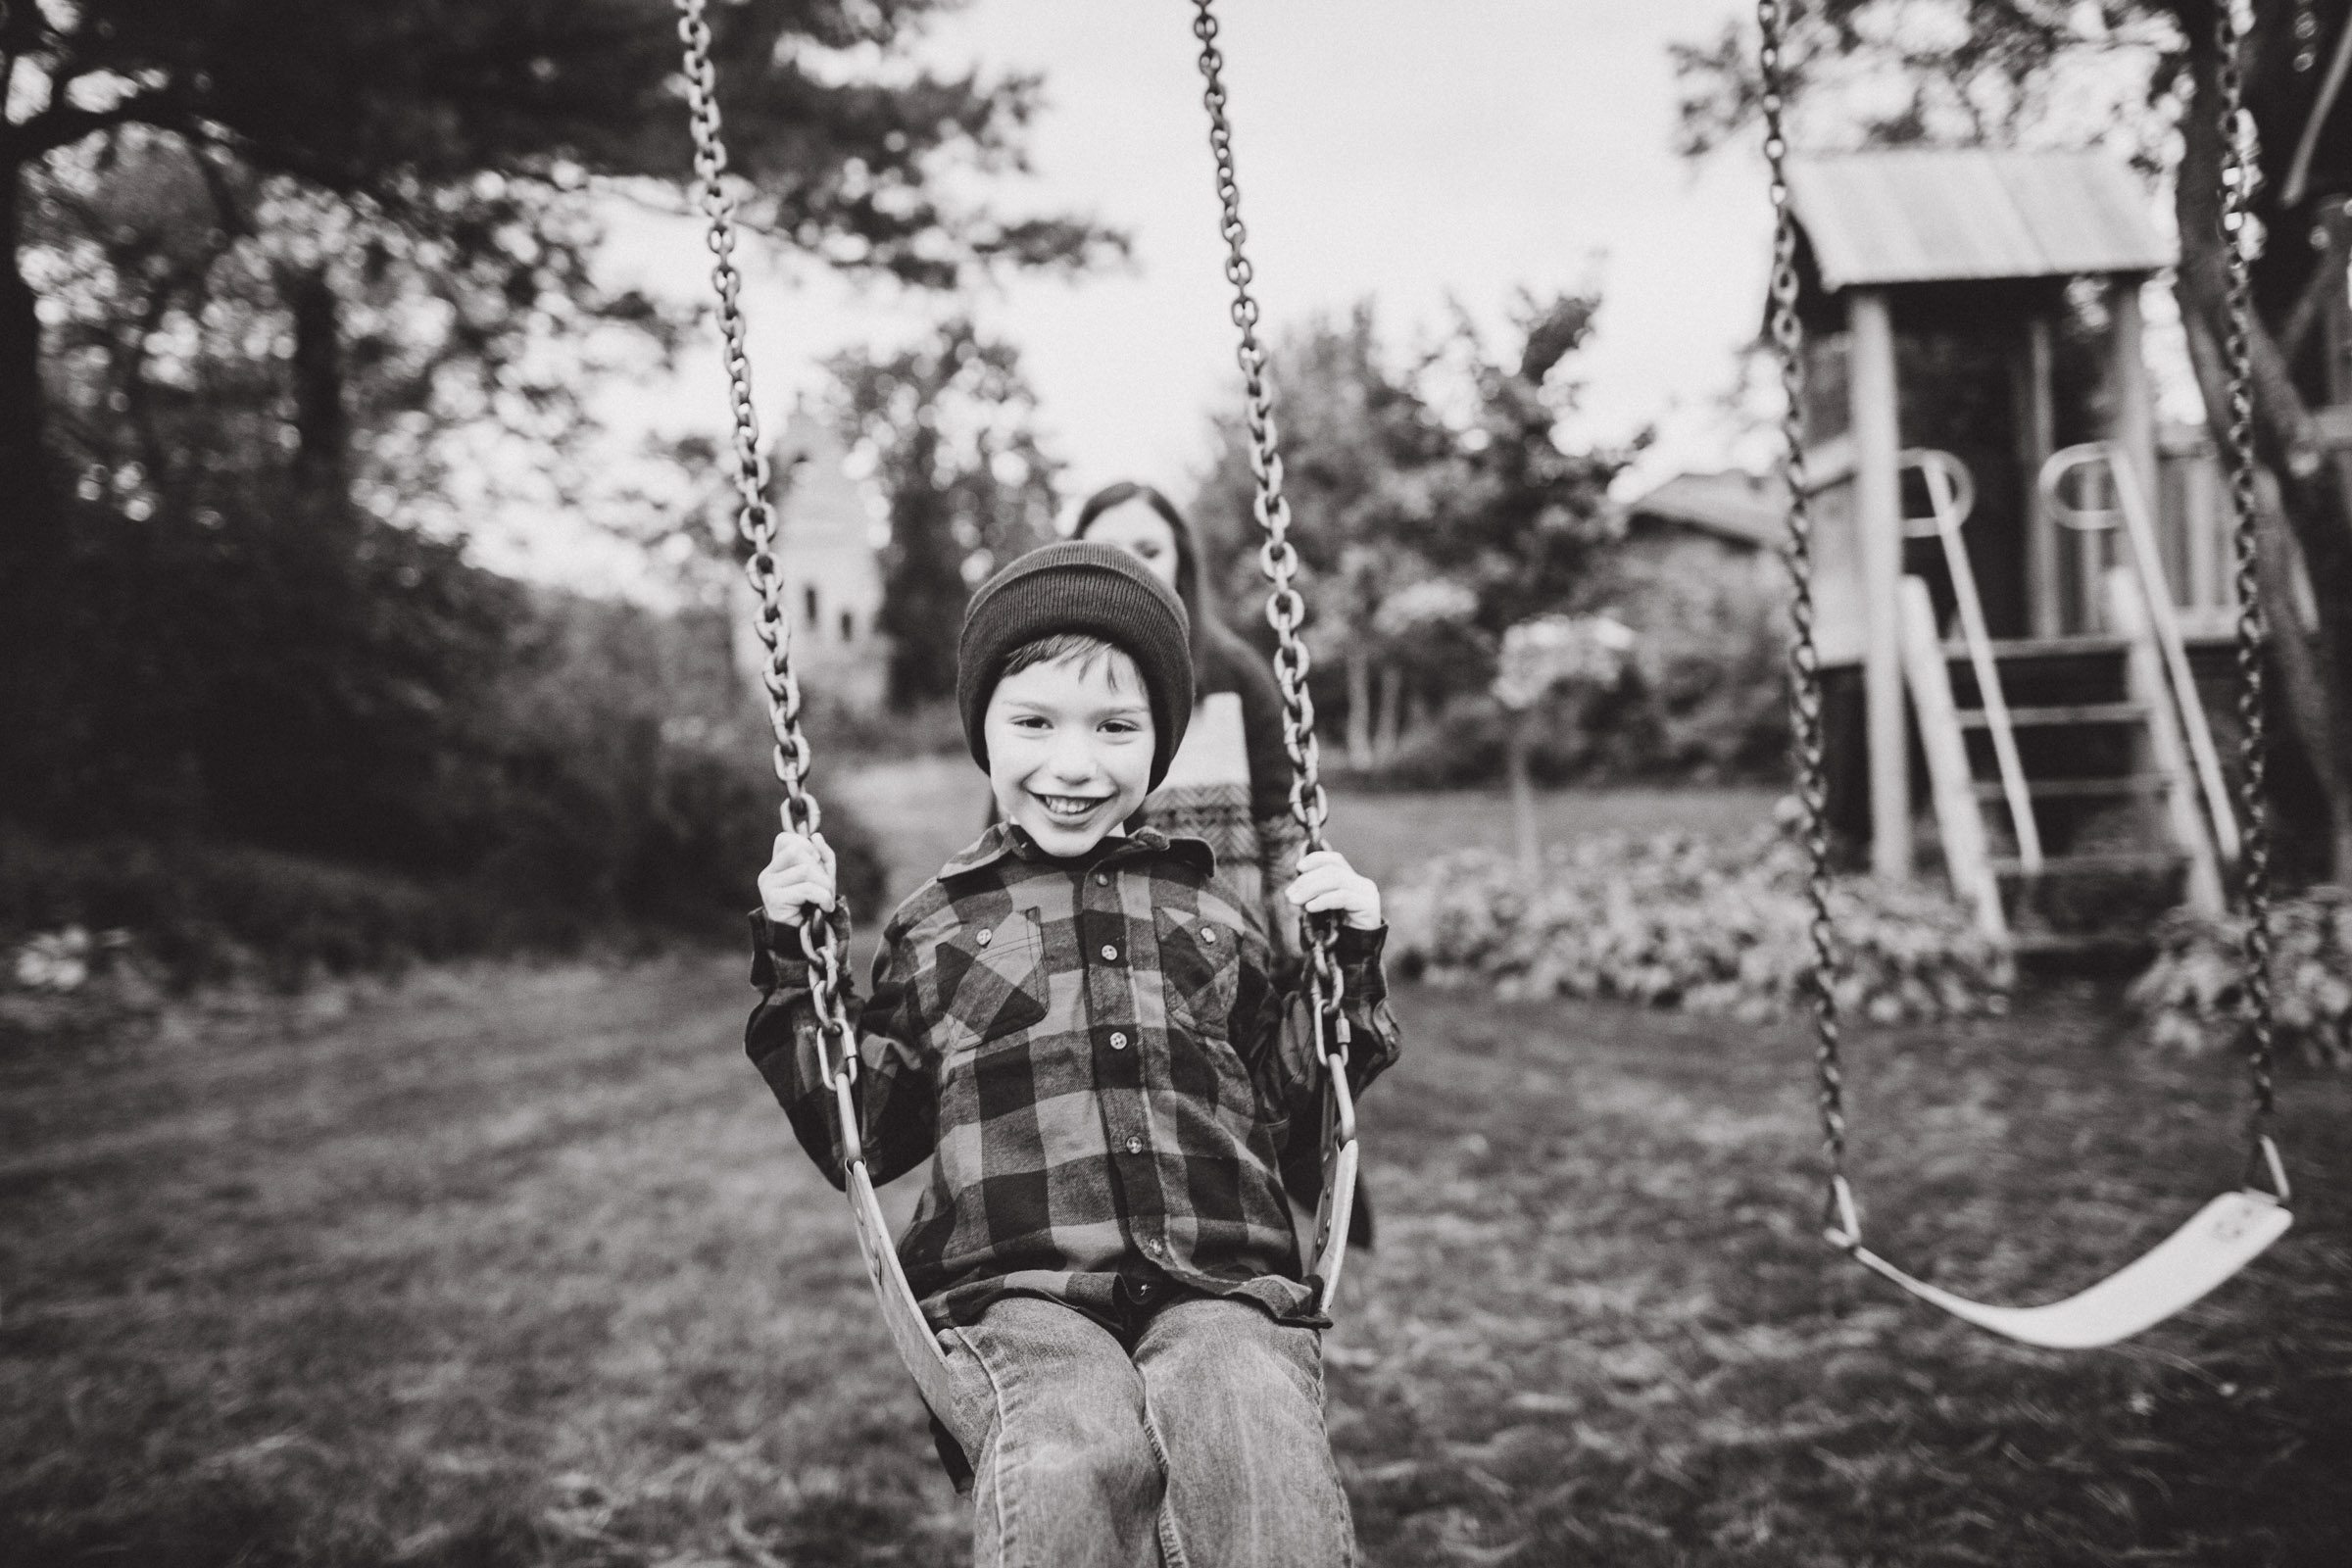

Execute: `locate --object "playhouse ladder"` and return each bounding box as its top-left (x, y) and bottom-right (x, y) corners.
top-left (1898, 451), bottom-right (2226, 957)
top-left (1904, 603), bottom-right (2224, 955)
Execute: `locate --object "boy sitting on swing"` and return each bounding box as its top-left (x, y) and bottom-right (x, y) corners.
top-left (749, 540), bottom-right (1399, 1566)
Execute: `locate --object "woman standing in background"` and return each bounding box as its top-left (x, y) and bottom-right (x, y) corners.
top-left (1076, 480), bottom-right (1375, 1251)
top-left (1075, 482), bottom-right (1302, 938)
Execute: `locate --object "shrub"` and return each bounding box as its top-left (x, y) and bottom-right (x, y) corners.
top-left (0, 786), bottom-right (885, 999)
top-left (17, 500), bottom-right (880, 941)
top-left (2129, 888), bottom-right (2352, 1067)
top-left (0, 829), bottom-right (504, 993)
top-left (624, 745), bottom-right (886, 936)
top-left (1386, 827), bottom-right (2012, 1024)
top-left (1599, 535), bottom-right (1790, 782)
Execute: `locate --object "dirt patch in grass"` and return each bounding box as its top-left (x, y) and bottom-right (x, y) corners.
top-left (2, 960), bottom-right (2345, 1566)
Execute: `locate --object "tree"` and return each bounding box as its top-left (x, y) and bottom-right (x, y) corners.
top-left (30, 131), bottom-right (668, 537)
top-left (1199, 305), bottom-right (1452, 766)
top-left (1674, 0), bottom-right (2352, 878)
top-left (1193, 294), bottom-right (1634, 766)
top-left (1, 0), bottom-right (1116, 810)
top-left (824, 318), bottom-right (1061, 708)
top-left (1494, 612), bottom-right (1635, 874)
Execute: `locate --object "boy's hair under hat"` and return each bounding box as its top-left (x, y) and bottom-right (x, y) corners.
top-left (957, 541), bottom-right (1194, 789)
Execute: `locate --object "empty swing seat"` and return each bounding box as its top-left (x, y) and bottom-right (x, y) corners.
top-left (1836, 1187), bottom-right (2292, 1350)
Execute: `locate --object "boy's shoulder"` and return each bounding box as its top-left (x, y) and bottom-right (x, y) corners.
top-left (873, 822), bottom-right (1035, 949)
top-left (876, 872), bottom-right (962, 951)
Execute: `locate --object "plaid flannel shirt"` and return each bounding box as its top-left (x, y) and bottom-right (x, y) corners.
top-left (746, 821), bottom-right (1400, 1332)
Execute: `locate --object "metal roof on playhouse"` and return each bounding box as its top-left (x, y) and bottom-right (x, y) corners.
top-left (1787, 150), bottom-right (2173, 292)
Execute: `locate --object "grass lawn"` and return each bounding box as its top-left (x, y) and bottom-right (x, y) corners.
top-left (4, 956), bottom-right (2346, 1566)
top-left (1315, 782), bottom-right (1780, 886)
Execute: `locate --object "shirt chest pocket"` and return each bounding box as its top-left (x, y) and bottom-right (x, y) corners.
top-left (931, 907), bottom-right (1050, 1058)
top-left (1153, 905), bottom-right (1244, 1041)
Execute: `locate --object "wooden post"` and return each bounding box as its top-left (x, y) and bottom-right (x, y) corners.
top-left (1373, 664), bottom-right (1403, 762)
top-left (1849, 289), bottom-right (1910, 881)
top-left (2110, 277), bottom-right (2160, 627)
top-left (1345, 645), bottom-right (1373, 770)
top-left (2183, 433), bottom-right (2221, 616)
top-left (2014, 311), bottom-right (2060, 637)
top-left (1505, 710), bottom-right (1540, 882)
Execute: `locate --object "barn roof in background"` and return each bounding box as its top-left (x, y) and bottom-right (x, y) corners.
top-left (1788, 151), bottom-right (2172, 292)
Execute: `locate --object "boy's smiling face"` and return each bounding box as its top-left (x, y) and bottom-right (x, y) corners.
top-left (984, 642), bottom-right (1156, 858)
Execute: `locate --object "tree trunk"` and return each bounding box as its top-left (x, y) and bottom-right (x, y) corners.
top-left (0, 158), bottom-right (67, 820)
top-left (2182, 314), bottom-right (2352, 865)
top-left (878, 428), bottom-right (966, 709)
top-left (1506, 710), bottom-right (1540, 880)
top-left (1373, 662), bottom-right (1403, 762)
top-left (1345, 643), bottom-right (1373, 770)
top-left (2176, 18), bottom-right (2352, 880)
top-left (2257, 478), bottom-right (2352, 871)
top-left (285, 264), bottom-right (351, 522)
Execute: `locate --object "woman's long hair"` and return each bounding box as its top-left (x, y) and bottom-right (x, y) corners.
top-left (1073, 482), bottom-right (1260, 700)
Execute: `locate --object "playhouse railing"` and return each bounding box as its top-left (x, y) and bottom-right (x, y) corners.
top-left (2040, 442), bottom-right (2240, 868)
top-left (1902, 450), bottom-right (2043, 878)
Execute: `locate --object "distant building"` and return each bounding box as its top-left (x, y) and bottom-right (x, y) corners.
top-left (1624, 469), bottom-right (1782, 550)
top-left (730, 407), bottom-right (888, 713)
top-left (1619, 468), bottom-right (1785, 596)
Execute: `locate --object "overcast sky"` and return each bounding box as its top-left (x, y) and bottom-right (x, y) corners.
top-left (502, 1), bottom-right (1776, 588)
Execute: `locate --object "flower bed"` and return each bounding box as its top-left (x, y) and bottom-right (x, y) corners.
top-left (1385, 828), bottom-right (2012, 1024)
top-left (2130, 887), bottom-right (2352, 1067)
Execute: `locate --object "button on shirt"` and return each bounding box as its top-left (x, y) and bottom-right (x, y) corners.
top-left (747, 821), bottom-right (1400, 1332)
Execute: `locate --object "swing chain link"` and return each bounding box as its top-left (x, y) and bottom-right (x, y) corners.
top-left (1192, 0), bottom-right (1346, 1037)
top-left (675, 0), bottom-right (862, 1090)
top-left (1756, 0), bottom-right (1852, 1236)
top-left (2215, 1), bottom-right (2280, 1152)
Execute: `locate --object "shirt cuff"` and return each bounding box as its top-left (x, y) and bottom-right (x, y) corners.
top-left (1334, 923), bottom-right (1388, 964)
top-left (748, 908), bottom-right (813, 990)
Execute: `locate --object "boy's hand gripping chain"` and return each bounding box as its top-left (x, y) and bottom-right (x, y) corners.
top-left (673, 0), bottom-right (958, 1415)
top-left (1194, 0), bottom-right (1359, 1312)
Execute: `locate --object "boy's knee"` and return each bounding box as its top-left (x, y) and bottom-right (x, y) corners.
top-left (1020, 1413), bottom-right (1160, 1502)
top-left (973, 1414), bottom-right (1163, 1568)
top-left (1226, 1327), bottom-right (1323, 1415)
top-left (961, 1313), bottom-right (1162, 1511)
top-left (1149, 1301), bottom-right (1324, 1414)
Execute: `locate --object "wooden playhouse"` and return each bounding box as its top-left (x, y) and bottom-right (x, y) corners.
top-left (1780, 149), bottom-right (2260, 951)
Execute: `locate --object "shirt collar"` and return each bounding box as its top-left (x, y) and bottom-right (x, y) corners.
top-left (938, 819), bottom-right (1217, 882)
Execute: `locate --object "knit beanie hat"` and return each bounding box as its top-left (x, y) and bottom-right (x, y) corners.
top-left (957, 541), bottom-right (1194, 788)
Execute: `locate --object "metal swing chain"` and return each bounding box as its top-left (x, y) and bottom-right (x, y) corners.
top-left (2214, 2), bottom-right (2282, 1175)
top-left (674, 0), bottom-right (864, 1106)
top-left (1191, 0), bottom-right (1348, 1041)
top-left (1756, 0), bottom-right (1855, 1243)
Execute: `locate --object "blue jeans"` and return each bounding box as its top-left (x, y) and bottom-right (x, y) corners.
top-left (932, 1292), bottom-right (1355, 1567)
